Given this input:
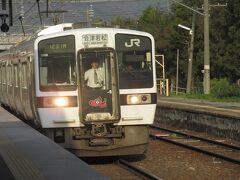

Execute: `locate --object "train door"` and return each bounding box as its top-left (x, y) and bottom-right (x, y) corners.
top-left (77, 49), bottom-right (120, 123)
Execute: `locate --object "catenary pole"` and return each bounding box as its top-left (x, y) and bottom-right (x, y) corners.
top-left (203, 0), bottom-right (210, 94)
top-left (170, 0), bottom-right (210, 94)
top-left (176, 49), bottom-right (179, 95)
top-left (186, 12), bottom-right (195, 93)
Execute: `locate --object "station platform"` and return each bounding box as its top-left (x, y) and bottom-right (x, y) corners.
top-left (0, 107), bottom-right (107, 180)
top-left (158, 96), bottom-right (240, 119)
top-left (156, 96), bottom-right (240, 141)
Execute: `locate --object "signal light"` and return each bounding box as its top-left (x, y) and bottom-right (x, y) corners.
top-left (1, 22), bottom-right (9, 32)
top-left (0, 14), bottom-right (9, 32)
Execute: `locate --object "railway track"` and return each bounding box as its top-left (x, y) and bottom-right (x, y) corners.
top-left (118, 158), bottom-right (162, 180)
top-left (150, 125), bottom-right (240, 165)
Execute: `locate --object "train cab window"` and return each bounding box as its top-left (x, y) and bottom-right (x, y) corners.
top-left (115, 34), bottom-right (153, 89)
top-left (79, 50), bottom-right (114, 90)
top-left (38, 35), bottom-right (76, 91)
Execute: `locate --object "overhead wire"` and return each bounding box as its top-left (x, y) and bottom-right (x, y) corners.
top-left (11, 0), bottom-right (56, 33)
top-left (10, 1), bottom-right (38, 33)
top-left (12, 1), bottom-right (37, 24)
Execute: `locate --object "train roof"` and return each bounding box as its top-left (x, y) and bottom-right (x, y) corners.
top-left (36, 23), bottom-right (153, 39)
top-left (0, 23), bottom-right (154, 58)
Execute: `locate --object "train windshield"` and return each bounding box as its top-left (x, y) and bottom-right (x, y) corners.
top-left (115, 34), bottom-right (153, 89)
top-left (38, 35), bottom-right (76, 91)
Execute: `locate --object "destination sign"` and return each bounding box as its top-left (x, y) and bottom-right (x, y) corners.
top-left (39, 35), bottom-right (75, 54)
top-left (82, 34), bottom-right (108, 46)
top-left (49, 43), bottom-right (68, 50)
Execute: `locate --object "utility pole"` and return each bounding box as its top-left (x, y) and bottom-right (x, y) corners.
top-left (176, 49), bottom-right (179, 95)
top-left (155, 55), bottom-right (166, 95)
top-left (203, 0), bottom-right (210, 94)
top-left (202, 2), bottom-right (227, 94)
top-left (171, 0), bottom-right (226, 94)
top-left (186, 12), bottom-right (195, 93)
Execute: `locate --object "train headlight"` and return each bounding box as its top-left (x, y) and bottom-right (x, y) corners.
top-left (40, 96), bottom-right (75, 108)
top-left (39, 97), bottom-right (69, 108)
top-left (129, 96), bottom-right (140, 104)
top-left (53, 97), bottom-right (69, 107)
top-left (127, 94), bottom-right (151, 105)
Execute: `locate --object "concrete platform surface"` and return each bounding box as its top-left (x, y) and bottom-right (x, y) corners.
top-left (0, 107), bottom-right (108, 180)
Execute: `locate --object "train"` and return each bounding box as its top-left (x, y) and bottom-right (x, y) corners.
top-left (0, 23), bottom-right (157, 157)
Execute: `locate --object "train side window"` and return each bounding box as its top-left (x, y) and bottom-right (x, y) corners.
top-left (1, 65), bottom-right (4, 84)
top-left (2, 65), bottom-right (6, 84)
top-left (22, 62), bottom-right (28, 88)
top-left (28, 58), bottom-right (32, 86)
top-left (11, 65), bottom-right (13, 86)
top-left (8, 65), bottom-right (12, 86)
top-left (6, 66), bottom-right (8, 85)
top-left (0, 65), bottom-right (2, 84)
top-left (7, 65), bottom-right (11, 85)
top-left (6, 65), bottom-right (8, 85)
top-left (0, 64), bottom-right (1, 84)
top-left (13, 64), bottom-right (19, 87)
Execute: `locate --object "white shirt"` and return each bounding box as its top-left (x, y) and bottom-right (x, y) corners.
top-left (84, 68), bottom-right (104, 88)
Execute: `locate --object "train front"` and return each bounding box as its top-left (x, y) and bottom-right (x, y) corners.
top-left (35, 28), bottom-right (157, 156)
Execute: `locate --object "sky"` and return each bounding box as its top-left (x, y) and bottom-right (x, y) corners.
top-left (1, 0), bottom-right (170, 34)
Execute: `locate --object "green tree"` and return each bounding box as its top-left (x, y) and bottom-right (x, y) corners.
top-left (137, 7), bottom-right (183, 83)
top-left (110, 0), bottom-right (240, 91)
top-left (111, 16), bottom-right (138, 29)
top-left (221, 0), bottom-right (240, 82)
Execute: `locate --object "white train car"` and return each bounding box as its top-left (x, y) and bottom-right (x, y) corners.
top-left (0, 24), bottom-right (157, 156)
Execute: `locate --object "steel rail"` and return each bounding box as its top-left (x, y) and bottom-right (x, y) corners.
top-left (150, 127), bottom-right (240, 165)
top-left (150, 125), bottom-right (240, 151)
top-left (118, 159), bottom-right (162, 180)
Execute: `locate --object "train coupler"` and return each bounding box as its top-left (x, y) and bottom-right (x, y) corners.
top-left (91, 123), bottom-right (108, 137)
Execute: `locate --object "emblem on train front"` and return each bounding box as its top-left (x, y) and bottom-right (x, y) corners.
top-left (89, 97), bottom-right (107, 108)
top-left (124, 38), bottom-right (140, 47)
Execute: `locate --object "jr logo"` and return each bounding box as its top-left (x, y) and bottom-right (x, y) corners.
top-left (124, 39), bottom-right (140, 47)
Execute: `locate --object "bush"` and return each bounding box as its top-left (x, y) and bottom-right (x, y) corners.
top-left (211, 78), bottom-right (240, 98)
top-left (231, 84), bottom-right (240, 96)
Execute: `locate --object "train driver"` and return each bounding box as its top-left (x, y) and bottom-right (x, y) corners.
top-left (84, 58), bottom-right (104, 88)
